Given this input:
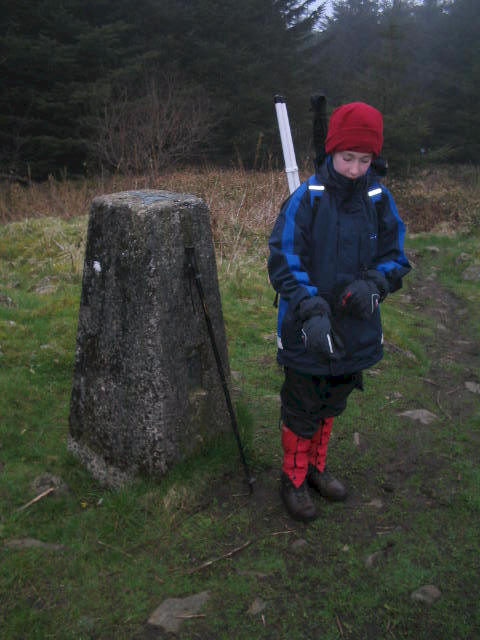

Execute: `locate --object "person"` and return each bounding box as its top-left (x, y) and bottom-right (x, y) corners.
top-left (268, 101), bottom-right (411, 522)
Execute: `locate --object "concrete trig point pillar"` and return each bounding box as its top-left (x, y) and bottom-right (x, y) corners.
top-left (68, 190), bottom-right (231, 487)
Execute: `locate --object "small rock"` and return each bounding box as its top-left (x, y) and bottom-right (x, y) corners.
top-left (262, 334), bottom-right (276, 343)
top-left (399, 409), bottom-right (437, 425)
top-left (411, 585), bottom-right (441, 604)
top-left (31, 473), bottom-right (70, 496)
top-left (455, 252), bottom-right (471, 265)
top-left (368, 498), bottom-right (383, 509)
top-left (341, 544), bottom-right (350, 552)
top-left (465, 381), bottom-right (480, 395)
top-left (5, 538), bottom-right (66, 552)
top-left (0, 293), bottom-right (15, 307)
top-left (365, 550), bottom-right (384, 568)
top-left (148, 591), bottom-right (210, 632)
top-left (247, 597), bottom-right (267, 615)
top-left (426, 246), bottom-right (440, 253)
top-left (462, 264), bottom-right (480, 282)
top-left (353, 432), bottom-right (361, 447)
top-left (291, 539), bottom-right (308, 553)
top-left (436, 323), bottom-right (447, 331)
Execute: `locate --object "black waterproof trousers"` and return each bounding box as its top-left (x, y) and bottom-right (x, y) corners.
top-left (280, 367), bottom-right (363, 439)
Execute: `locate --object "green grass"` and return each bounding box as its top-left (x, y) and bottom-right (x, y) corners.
top-left (1, 216), bottom-right (480, 639)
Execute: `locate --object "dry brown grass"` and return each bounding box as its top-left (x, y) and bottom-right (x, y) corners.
top-left (0, 168), bottom-right (291, 261)
top-left (1, 164), bottom-right (478, 254)
top-left (386, 165), bottom-right (480, 234)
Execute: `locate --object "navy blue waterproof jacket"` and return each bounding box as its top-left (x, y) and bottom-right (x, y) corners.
top-left (268, 156), bottom-right (411, 376)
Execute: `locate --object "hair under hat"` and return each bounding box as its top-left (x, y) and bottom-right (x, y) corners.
top-left (325, 102), bottom-right (383, 156)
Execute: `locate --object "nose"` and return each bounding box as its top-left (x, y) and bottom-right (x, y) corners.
top-left (349, 162), bottom-right (360, 177)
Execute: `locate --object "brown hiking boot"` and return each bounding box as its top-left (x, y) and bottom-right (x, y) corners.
top-left (307, 465), bottom-right (347, 502)
top-left (280, 473), bottom-right (317, 522)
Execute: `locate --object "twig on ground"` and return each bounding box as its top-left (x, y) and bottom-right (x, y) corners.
top-left (436, 390), bottom-right (452, 419)
top-left (446, 386), bottom-right (461, 395)
top-left (175, 614), bottom-right (206, 619)
top-left (422, 377), bottom-right (439, 387)
top-left (17, 487), bottom-right (54, 512)
top-left (270, 530), bottom-right (295, 536)
top-left (187, 540), bottom-right (252, 574)
top-left (335, 614), bottom-right (344, 637)
top-left (52, 239), bottom-right (66, 251)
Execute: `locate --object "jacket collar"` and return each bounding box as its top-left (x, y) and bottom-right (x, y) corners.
top-left (316, 155), bottom-right (374, 193)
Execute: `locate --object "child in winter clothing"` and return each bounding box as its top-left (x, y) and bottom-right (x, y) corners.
top-left (268, 101), bottom-right (411, 521)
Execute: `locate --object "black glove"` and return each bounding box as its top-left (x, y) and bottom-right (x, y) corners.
top-left (297, 295), bottom-right (331, 321)
top-left (365, 269), bottom-right (389, 302)
top-left (339, 279), bottom-right (381, 319)
top-left (298, 296), bottom-right (344, 360)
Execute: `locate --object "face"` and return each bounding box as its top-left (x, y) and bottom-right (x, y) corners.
top-left (332, 150), bottom-right (373, 179)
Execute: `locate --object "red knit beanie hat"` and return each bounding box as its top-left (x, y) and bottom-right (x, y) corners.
top-left (325, 102), bottom-right (383, 156)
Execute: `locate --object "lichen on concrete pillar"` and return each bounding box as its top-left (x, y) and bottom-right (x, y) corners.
top-left (68, 190), bottom-right (231, 487)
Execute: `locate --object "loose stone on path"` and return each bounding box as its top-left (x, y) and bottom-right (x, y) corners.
top-left (291, 539), bottom-right (309, 554)
top-left (31, 473), bottom-right (70, 496)
top-left (399, 409), bottom-right (438, 425)
top-left (411, 585), bottom-right (441, 604)
top-left (148, 591), bottom-right (210, 633)
top-left (465, 381), bottom-right (480, 394)
top-left (365, 550), bottom-right (384, 568)
top-left (247, 597), bottom-right (267, 615)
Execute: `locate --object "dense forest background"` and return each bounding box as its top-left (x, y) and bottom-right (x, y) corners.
top-left (0, 0), bottom-right (478, 179)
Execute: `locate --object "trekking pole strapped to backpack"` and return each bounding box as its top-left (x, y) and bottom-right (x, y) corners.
top-left (274, 95), bottom-right (300, 194)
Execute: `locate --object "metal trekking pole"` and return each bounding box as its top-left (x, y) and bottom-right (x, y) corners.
top-left (274, 95), bottom-right (300, 194)
top-left (185, 246), bottom-right (255, 494)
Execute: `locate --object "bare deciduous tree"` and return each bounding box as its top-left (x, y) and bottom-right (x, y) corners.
top-left (89, 72), bottom-right (217, 174)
